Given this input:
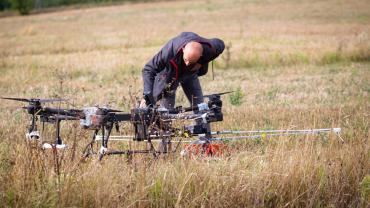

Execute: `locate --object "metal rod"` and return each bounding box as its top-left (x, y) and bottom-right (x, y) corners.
top-left (208, 128), bottom-right (341, 135)
top-left (95, 134), bottom-right (173, 140)
top-left (209, 130), bottom-right (340, 142)
top-left (95, 136), bottom-right (193, 143)
top-left (95, 128), bottom-right (341, 141)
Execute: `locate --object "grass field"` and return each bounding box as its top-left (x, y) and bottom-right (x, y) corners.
top-left (0, 0), bottom-right (369, 207)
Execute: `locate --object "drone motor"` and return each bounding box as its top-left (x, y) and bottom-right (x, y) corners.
top-left (80, 107), bottom-right (106, 130)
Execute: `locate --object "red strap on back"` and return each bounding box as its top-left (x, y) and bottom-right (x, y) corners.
top-left (169, 59), bottom-right (179, 81)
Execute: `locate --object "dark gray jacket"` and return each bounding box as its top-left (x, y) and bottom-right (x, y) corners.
top-left (142, 32), bottom-right (225, 102)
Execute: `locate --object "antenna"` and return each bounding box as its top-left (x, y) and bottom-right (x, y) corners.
top-left (211, 61), bottom-right (215, 80)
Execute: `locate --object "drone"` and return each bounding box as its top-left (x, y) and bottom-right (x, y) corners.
top-left (1, 92), bottom-right (343, 160)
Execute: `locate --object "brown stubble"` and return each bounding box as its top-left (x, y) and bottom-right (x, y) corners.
top-left (0, 0), bottom-right (369, 207)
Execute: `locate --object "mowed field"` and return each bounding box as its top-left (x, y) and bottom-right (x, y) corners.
top-left (0, 0), bottom-right (369, 207)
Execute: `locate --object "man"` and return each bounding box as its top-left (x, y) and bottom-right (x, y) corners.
top-left (140, 32), bottom-right (225, 109)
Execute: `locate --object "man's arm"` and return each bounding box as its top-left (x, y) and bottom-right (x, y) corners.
top-left (197, 38), bottom-right (225, 76)
top-left (142, 50), bottom-right (166, 96)
top-left (197, 63), bottom-right (208, 76)
top-left (141, 38), bottom-right (176, 107)
top-left (210, 38), bottom-right (225, 58)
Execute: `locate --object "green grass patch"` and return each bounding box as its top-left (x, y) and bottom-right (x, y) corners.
top-left (321, 52), bottom-right (343, 65)
top-left (229, 87), bottom-right (244, 106)
top-left (360, 175), bottom-right (370, 204)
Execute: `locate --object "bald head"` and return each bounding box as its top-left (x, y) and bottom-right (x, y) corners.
top-left (183, 41), bottom-right (203, 66)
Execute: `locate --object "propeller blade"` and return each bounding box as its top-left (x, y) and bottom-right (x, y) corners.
top-left (1, 97), bottom-right (30, 102)
top-left (1, 97), bottom-right (67, 103)
top-left (203, 91), bottom-right (234, 98)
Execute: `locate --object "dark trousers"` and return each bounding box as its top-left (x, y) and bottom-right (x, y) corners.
top-left (160, 74), bottom-right (204, 109)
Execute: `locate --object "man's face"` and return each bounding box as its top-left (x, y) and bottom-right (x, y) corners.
top-left (183, 55), bottom-right (196, 67)
top-left (183, 43), bottom-right (202, 67)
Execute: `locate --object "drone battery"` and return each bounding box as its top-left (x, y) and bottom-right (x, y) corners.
top-left (131, 108), bottom-right (151, 141)
top-left (193, 125), bottom-right (207, 134)
top-left (207, 96), bottom-right (223, 121)
top-left (207, 112), bottom-right (223, 122)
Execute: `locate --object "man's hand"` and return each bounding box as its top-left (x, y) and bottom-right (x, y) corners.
top-left (139, 98), bottom-right (147, 108)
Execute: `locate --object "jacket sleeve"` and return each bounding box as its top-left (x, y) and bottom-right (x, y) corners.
top-left (197, 38), bottom-right (225, 76)
top-left (142, 36), bottom-right (178, 96)
top-left (210, 38), bottom-right (225, 58)
top-left (142, 47), bottom-right (169, 95)
top-left (197, 62), bottom-right (208, 76)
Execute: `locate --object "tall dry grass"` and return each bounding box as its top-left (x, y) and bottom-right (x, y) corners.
top-left (0, 0), bottom-right (369, 207)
